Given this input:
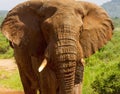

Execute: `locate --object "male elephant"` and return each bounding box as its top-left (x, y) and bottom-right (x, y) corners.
top-left (0, 0), bottom-right (114, 94)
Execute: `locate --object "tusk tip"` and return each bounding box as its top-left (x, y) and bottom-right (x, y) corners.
top-left (38, 59), bottom-right (47, 72)
top-left (38, 67), bottom-right (43, 72)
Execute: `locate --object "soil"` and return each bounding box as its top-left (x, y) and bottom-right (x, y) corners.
top-left (0, 59), bottom-right (24, 94)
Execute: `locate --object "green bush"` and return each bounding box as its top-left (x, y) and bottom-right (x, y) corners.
top-left (91, 62), bottom-right (120, 94)
top-left (0, 32), bottom-right (13, 58)
top-left (113, 17), bottom-right (120, 28)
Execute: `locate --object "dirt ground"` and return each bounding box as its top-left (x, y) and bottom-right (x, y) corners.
top-left (0, 59), bottom-right (24, 94)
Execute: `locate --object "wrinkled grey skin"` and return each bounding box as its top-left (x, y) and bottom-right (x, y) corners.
top-left (0, 0), bottom-right (113, 94)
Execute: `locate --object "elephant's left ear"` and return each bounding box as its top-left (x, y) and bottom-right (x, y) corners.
top-left (0, 0), bottom-right (44, 46)
top-left (76, 1), bottom-right (114, 58)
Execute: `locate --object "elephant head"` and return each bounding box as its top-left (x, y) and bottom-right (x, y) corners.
top-left (1, 0), bottom-right (114, 94)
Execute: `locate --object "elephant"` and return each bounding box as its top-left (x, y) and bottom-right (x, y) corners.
top-left (0, 0), bottom-right (114, 94)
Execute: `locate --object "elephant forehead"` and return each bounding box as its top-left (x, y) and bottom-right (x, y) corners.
top-left (41, 0), bottom-right (76, 12)
top-left (39, 1), bottom-right (84, 23)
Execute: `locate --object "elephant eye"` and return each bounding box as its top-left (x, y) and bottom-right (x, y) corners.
top-left (40, 14), bottom-right (46, 19)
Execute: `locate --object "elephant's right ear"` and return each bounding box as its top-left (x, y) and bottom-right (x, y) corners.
top-left (0, 0), bottom-right (44, 46)
top-left (76, 1), bottom-right (114, 58)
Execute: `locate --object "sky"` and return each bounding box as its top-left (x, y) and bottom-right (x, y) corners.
top-left (0, 0), bottom-right (111, 10)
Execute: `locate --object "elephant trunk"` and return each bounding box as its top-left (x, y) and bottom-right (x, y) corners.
top-left (54, 25), bottom-right (79, 94)
top-left (56, 53), bottom-right (76, 94)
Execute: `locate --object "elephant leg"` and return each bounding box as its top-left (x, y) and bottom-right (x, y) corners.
top-left (39, 66), bottom-right (57, 94)
top-left (14, 47), bottom-right (39, 94)
top-left (74, 59), bottom-right (85, 94)
top-left (30, 56), bottom-right (57, 94)
top-left (18, 67), bottom-right (37, 94)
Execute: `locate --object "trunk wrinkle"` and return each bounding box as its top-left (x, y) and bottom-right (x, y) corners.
top-left (53, 25), bottom-right (80, 94)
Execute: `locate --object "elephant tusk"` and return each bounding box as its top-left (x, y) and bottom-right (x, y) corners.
top-left (81, 58), bottom-right (85, 63)
top-left (81, 58), bottom-right (85, 66)
top-left (38, 58), bottom-right (47, 72)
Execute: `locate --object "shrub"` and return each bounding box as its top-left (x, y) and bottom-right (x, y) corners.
top-left (91, 62), bottom-right (120, 94)
top-left (0, 32), bottom-right (13, 58)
